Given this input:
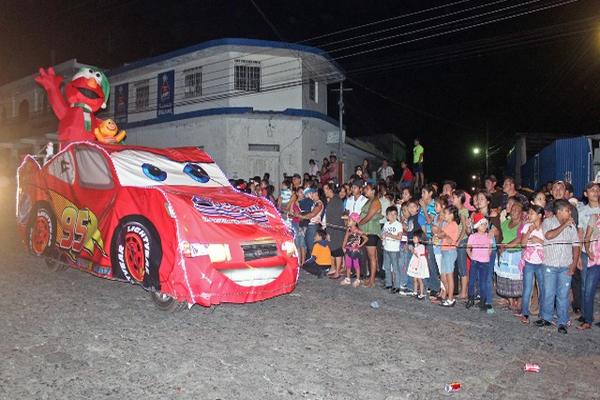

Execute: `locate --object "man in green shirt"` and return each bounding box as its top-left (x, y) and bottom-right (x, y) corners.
top-left (413, 138), bottom-right (424, 190)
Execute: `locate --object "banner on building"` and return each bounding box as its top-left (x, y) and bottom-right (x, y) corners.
top-left (157, 70), bottom-right (174, 118)
top-left (114, 83), bottom-right (128, 125)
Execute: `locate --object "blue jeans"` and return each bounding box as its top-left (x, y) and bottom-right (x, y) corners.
top-left (456, 238), bottom-right (468, 277)
top-left (486, 250), bottom-right (497, 306)
top-left (425, 243), bottom-right (441, 292)
top-left (583, 266), bottom-right (600, 324)
top-left (541, 266), bottom-right (572, 326)
top-left (521, 262), bottom-right (544, 317)
top-left (468, 260), bottom-right (489, 301)
top-left (383, 250), bottom-right (400, 288)
top-left (399, 245), bottom-right (411, 289)
top-left (580, 253), bottom-right (588, 315)
top-left (305, 224), bottom-right (318, 257)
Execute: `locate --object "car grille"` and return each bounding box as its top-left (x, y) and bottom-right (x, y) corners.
top-left (241, 241), bottom-right (278, 261)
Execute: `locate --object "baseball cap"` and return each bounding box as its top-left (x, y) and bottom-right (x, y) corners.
top-left (304, 188), bottom-right (317, 195)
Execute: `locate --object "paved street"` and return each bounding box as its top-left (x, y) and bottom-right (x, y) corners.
top-left (1, 186), bottom-right (599, 400)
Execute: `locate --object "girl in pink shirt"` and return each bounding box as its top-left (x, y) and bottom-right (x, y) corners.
top-left (466, 216), bottom-right (493, 309)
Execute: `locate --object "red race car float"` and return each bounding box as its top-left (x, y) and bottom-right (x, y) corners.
top-left (16, 141), bottom-right (299, 310)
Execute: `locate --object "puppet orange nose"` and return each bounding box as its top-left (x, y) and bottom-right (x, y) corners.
top-left (87, 78), bottom-right (98, 88)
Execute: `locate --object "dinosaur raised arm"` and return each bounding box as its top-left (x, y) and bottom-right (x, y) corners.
top-left (35, 67), bottom-right (68, 120)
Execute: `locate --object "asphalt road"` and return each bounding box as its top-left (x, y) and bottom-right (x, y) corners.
top-left (1, 183), bottom-right (599, 400)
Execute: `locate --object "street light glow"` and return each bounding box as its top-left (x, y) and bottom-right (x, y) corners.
top-left (473, 147), bottom-right (481, 155)
top-left (472, 175), bottom-right (477, 180)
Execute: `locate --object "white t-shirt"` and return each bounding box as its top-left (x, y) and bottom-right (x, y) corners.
top-left (378, 166), bottom-right (394, 180)
top-left (308, 164), bottom-right (319, 176)
top-left (345, 195), bottom-right (368, 215)
top-left (382, 220), bottom-right (403, 252)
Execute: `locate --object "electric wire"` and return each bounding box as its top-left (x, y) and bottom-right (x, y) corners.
top-left (121, 0), bottom-right (579, 113)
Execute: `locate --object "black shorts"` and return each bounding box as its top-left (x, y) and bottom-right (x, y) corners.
top-left (331, 248), bottom-right (344, 258)
top-left (414, 162), bottom-right (423, 173)
top-left (366, 234), bottom-right (380, 247)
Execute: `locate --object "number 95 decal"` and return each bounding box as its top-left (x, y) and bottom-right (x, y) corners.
top-left (49, 191), bottom-right (106, 256)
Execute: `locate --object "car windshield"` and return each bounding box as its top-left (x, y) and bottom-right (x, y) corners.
top-left (110, 150), bottom-right (230, 188)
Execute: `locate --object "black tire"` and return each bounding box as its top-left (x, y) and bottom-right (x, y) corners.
top-left (28, 203), bottom-right (57, 258)
top-left (110, 215), bottom-right (162, 289)
top-left (149, 291), bottom-right (186, 312)
top-left (44, 256), bottom-right (67, 272)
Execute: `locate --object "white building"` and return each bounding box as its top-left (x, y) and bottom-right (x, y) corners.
top-left (106, 38), bottom-right (383, 182)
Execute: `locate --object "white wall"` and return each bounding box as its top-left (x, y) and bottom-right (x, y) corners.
top-left (123, 117), bottom-right (228, 164)
top-left (224, 116), bottom-right (302, 181)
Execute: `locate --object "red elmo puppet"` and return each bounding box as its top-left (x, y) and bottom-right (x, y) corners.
top-left (35, 66), bottom-right (111, 145)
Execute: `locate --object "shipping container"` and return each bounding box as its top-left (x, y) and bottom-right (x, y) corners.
top-left (520, 154), bottom-right (539, 191)
top-left (528, 137), bottom-right (592, 198)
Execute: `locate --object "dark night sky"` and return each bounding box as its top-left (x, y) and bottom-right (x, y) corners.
top-left (1, 0), bottom-right (599, 185)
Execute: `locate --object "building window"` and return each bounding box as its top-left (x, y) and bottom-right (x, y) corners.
top-left (235, 60), bottom-right (260, 92)
top-left (134, 80), bottom-right (150, 112)
top-left (248, 144), bottom-right (279, 152)
top-left (184, 66), bottom-right (202, 98)
top-left (309, 79), bottom-right (318, 102)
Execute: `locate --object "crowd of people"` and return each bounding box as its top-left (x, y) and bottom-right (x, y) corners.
top-left (230, 143), bottom-right (600, 335)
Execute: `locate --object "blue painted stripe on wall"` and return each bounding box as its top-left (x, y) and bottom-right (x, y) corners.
top-left (122, 107), bottom-right (340, 129)
top-left (108, 38), bottom-right (345, 77)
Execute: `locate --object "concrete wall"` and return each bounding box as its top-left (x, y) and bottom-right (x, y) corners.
top-left (224, 116), bottom-right (302, 181)
top-left (123, 117), bottom-right (228, 164)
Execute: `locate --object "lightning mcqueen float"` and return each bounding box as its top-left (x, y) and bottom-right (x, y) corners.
top-left (16, 142), bottom-right (299, 310)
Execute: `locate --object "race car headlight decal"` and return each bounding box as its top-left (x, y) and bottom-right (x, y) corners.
top-left (180, 241), bottom-right (232, 262)
top-left (281, 241), bottom-right (297, 257)
top-left (142, 163), bottom-right (167, 181)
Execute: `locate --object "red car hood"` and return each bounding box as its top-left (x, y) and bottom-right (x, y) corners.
top-left (159, 185), bottom-right (288, 243)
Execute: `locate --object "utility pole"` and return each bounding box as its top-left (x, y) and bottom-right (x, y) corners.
top-left (332, 82), bottom-right (352, 160)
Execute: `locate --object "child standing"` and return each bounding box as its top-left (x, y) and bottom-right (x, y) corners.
top-left (518, 205), bottom-right (545, 323)
top-left (398, 200), bottom-right (422, 294)
top-left (381, 206), bottom-right (403, 292)
top-left (277, 179), bottom-right (292, 211)
top-left (301, 229), bottom-right (331, 278)
top-left (466, 215), bottom-right (493, 311)
top-left (291, 187), bottom-right (308, 265)
top-left (341, 213), bottom-right (368, 288)
top-left (432, 206), bottom-right (460, 307)
top-left (396, 202), bottom-right (412, 294)
top-left (407, 231), bottom-right (429, 299)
